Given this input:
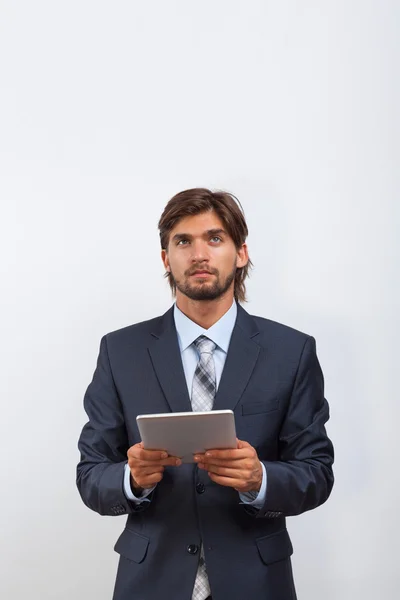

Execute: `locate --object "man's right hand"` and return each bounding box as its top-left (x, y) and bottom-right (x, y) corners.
top-left (127, 442), bottom-right (182, 493)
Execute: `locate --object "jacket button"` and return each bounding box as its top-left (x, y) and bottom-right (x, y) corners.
top-left (187, 544), bottom-right (199, 555)
top-left (196, 482), bottom-right (205, 494)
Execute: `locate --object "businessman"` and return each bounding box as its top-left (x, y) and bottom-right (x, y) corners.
top-left (77, 188), bottom-right (334, 600)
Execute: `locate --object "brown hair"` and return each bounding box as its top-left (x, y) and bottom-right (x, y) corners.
top-left (158, 188), bottom-right (253, 303)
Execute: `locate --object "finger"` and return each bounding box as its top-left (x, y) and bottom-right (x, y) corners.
top-left (128, 446), bottom-right (175, 462)
top-left (195, 448), bottom-right (250, 462)
top-left (202, 464), bottom-right (245, 479)
top-left (128, 444), bottom-right (165, 460)
top-left (135, 472), bottom-right (164, 487)
top-left (206, 440), bottom-right (256, 460)
top-left (137, 448), bottom-right (169, 461)
top-left (236, 438), bottom-right (252, 449)
top-left (198, 457), bottom-right (254, 469)
top-left (132, 465), bottom-right (165, 476)
top-left (206, 473), bottom-right (246, 489)
top-left (128, 456), bottom-right (181, 468)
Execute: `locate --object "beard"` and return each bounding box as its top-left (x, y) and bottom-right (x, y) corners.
top-left (170, 263), bottom-right (236, 301)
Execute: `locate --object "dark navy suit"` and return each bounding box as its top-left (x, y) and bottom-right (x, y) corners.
top-left (77, 304), bottom-right (334, 600)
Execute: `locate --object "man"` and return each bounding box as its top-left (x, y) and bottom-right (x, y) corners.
top-left (77, 188), bottom-right (334, 600)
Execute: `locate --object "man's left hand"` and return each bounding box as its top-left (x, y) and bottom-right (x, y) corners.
top-left (194, 439), bottom-right (263, 493)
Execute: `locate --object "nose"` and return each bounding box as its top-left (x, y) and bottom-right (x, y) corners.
top-left (190, 239), bottom-right (210, 263)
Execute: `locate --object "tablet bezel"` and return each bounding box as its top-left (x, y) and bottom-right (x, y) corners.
top-left (136, 410), bottom-right (237, 463)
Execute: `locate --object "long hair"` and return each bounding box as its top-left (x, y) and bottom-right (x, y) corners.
top-left (158, 188), bottom-right (253, 303)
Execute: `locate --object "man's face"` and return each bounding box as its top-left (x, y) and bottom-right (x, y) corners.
top-left (161, 211), bottom-right (248, 301)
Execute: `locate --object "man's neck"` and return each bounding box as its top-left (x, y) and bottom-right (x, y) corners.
top-left (175, 292), bottom-right (235, 329)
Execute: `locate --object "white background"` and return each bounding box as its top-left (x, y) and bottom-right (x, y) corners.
top-left (1, 1), bottom-right (398, 599)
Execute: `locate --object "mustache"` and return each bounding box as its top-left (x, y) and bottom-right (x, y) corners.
top-left (185, 266), bottom-right (219, 276)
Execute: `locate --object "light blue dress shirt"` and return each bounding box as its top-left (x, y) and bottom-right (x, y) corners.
top-left (124, 301), bottom-right (267, 508)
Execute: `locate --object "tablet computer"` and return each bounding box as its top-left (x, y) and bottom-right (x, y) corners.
top-left (136, 410), bottom-right (237, 463)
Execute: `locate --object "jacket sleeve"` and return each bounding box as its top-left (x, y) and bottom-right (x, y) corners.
top-left (256, 335), bottom-right (334, 519)
top-left (76, 335), bottom-right (152, 516)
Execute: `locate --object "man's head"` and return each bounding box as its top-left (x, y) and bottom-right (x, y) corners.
top-left (158, 188), bottom-right (252, 303)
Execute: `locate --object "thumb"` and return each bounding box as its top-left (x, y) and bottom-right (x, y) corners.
top-left (236, 438), bottom-right (251, 449)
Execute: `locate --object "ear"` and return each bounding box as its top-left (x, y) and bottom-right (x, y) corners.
top-left (161, 249), bottom-right (170, 272)
top-left (236, 243), bottom-right (249, 269)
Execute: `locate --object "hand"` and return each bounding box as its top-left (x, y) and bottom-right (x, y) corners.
top-left (194, 438), bottom-right (263, 493)
top-left (127, 442), bottom-right (181, 493)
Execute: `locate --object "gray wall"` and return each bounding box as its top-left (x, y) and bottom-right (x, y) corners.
top-left (1, 1), bottom-right (398, 599)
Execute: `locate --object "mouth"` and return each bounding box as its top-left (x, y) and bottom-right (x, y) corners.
top-left (190, 270), bottom-right (213, 278)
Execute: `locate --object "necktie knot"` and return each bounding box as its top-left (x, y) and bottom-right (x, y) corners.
top-left (194, 335), bottom-right (216, 356)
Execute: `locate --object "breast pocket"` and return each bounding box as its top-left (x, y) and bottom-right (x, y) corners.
top-left (238, 395), bottom-right (281, 447)
top-left (241, 398), bottom-right (279, 416)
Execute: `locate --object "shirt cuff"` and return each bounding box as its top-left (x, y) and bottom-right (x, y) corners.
top-left (238, 462), bottom-right (267, 509)
top-left (123, 463), bottom-right (156, 503)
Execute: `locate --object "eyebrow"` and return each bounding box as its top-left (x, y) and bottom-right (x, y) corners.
top-left (172, 228), bottom-right (227, 243)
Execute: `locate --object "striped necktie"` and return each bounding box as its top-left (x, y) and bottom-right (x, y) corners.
top-left (190, 335), bottom-right (217, 600)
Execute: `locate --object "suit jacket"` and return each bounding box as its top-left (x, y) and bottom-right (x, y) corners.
top-left (76, 304), bottom-right (334, 600)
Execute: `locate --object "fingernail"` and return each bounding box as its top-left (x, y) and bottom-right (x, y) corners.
top-left (161, 452), bottom-right (168, 458)
top-left (176, 458), bottom-right (181, 466)
top-left (194, 455), bottom-right (200, 461)
top-left (206, 452), bottom-right (212, 457)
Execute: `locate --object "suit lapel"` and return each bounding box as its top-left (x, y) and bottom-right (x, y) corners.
top-left (213, 304), bottom-right (260, 412)
top-left (147, 304), bottom-right (260, 414)
top-left (147, 306), bottom-right (192, 413)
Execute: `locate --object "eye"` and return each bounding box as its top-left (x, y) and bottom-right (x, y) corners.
top-left (177, 239), bottom-right (189, 245)
top-left (210, 236), bottom-right (222, 243)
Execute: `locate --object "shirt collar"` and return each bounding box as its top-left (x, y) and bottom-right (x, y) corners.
top-left (174, 301), bottom-right (237, 354)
